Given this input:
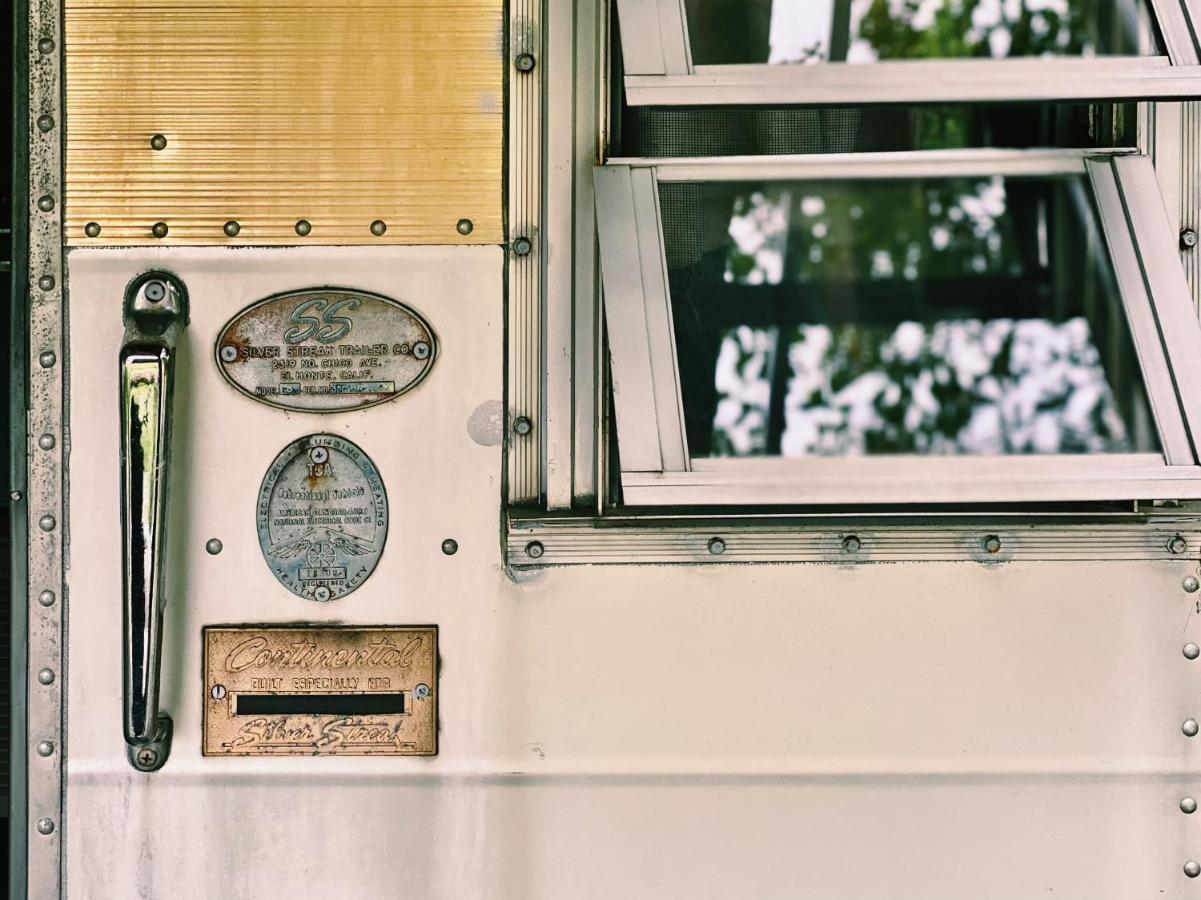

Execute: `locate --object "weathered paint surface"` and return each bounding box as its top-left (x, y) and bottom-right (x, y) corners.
top-left (65, 246), bottom-right (1201, 898)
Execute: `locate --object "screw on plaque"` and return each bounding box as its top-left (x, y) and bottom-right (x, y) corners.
top-left (515, 52), bottom-right (536, 72)
top-left (983, 535), bottom-right (1002, 555)
top-left (413, 341), bottom-right (431, 360)
top-left (414, 683), bottom-right (431, 700)
top-left (512, 236), bottom-right (533, 257)
top-left (1170, 535), bottom-right (1189, 555)
top-left (525, 541), bottom-right (544, 559)
top-left (708, 537), bottom-right (726, 556)
top-left (842, 535), bottom-right (862, 554)
top-left (513, 416), bottom-right (533, 436)
top-left (211, 684), bottom-right (227, 700)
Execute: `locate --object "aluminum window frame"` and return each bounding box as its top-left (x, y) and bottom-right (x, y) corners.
top-left (594, 148), bottom-right (1201, 506)
top-left (615, 0), bottom-right (1201, 106)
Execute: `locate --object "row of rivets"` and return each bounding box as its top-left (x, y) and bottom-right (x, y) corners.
top-left (79, 218), bottom-right (479, 239)
top-left (1185, 569), bottom-right (1199, 880)
top-left (32, 0), bottom-right (63, 857)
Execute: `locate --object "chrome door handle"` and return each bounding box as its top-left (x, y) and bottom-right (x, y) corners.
top-left (120, 272), bottom-right (188, 772)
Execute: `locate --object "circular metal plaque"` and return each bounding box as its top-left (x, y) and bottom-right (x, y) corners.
top-left (257, 434), bottom-right (388, 602)
top-left (215, 287), bottom-right (437, 413)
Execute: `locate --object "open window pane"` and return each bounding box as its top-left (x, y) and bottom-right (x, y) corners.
top-left (683, 0), bottom-right (1158, 66)
top-left (662, 174), bottom-right (1160, 458)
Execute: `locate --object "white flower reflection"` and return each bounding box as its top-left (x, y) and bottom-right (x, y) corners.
top-left (711, 319), bottom-right (1133, 457)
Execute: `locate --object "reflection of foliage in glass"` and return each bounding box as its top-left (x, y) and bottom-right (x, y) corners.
top-left (725, 177), bottom-right (1022, 288)
top-left (711, 318), bottom-right (1133, 456)
top-left (725, 192), bottom-right (791, 285)
top-left (712, 326), bottom-right (777, 455)
top-left (850, 0), bottom-right (1113, 64)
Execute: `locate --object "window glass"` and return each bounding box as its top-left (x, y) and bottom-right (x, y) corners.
top-left (682, 0), bottom-right (1158, 66)
top-left (662, 175), bottom-right (1160, 458)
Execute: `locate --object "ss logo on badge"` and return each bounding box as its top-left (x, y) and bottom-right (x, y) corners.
top-left (283, 297), bottom-right (362, 344)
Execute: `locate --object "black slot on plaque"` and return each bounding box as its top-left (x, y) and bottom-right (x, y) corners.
top-left (234, 693), bottom-right (406, 716)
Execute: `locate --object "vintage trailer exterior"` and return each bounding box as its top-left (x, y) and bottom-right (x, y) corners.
top-left (13, 1), bottom-right (1201, 897)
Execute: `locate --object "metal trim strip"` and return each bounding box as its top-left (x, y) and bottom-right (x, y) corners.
top-left (507, 515), bottom-right (1201, 566)
top-left (508, 0), bottom-right (544, 505)
top-left (22, 0), bottom-right (66, 892)
top-left (624, 57), bottom-right (1201, 107)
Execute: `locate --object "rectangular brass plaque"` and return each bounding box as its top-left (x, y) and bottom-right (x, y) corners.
top-left (65, 0), bottom-right (503, 246)
top-left (203, 626), bottom-right (437, 757)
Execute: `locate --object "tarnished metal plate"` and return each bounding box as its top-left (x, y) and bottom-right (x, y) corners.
top-left (257, 434), bottom-right (388, 602)
top-left (202, 626), bottom-right (437, 757)
top-left (215, 288), bottom-right (437, 413)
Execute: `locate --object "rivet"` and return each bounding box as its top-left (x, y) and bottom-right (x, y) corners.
top-left (370, 219), bottom-right (387, 236)
top-left (36, 741), bottom-right (54, 757)
top-left (515, 52), bottom-right (536, 72)
top-left (211, 684), bottom-right (227, 700)
top-left (1186, 577), bottom-right (1200, 594)
top-left (708, 537), bottom-right (726, 555)
top-left (10, 491), bottom-right (22, 502)
top-left (513, 416), bottom-right (533, 436)
top-left (441, 538), bottom-right (458, 556)
top-left (38, 515), bottom-right (56, 532)
top-left (1183, 797), bottom-right (1198, 814)
top-left (1183, 229), bottom-right (1199, 250)
top-left (1170, 535), bottom-right (1189, 555)
top-left (512, 236), bottom-right (533, 257)
top-left (38, 434), bottom-right (55, 450)
top-left (37, 668), bottom-right (55, 686)
top-left (983, 534), bottom-right (1003, 554)
top-left (223, 220), bottom-right (240, 237)
top-left (1184, 718), bottom-right (1199, 737)
top-left (1187, 643), bottom-right (1201, 660)
top-left (37, 195), bottom-right (54, 212)
top-left (151, 222), bottom-right (168, 239)
top-left (36, 818), bottom-right (54, 836)
top-left (84, 222), bottom-right (101, 238)
top-left (525, 541), bottom-right (545, 560)
top-left (294, 219), bottom-right (311, 237)
top-left (38, 590), bottom-right (55, 607)
top-left (456, 218), bottom-right (474, 236)
top-left (38, 275), bottom-right (55, 292)
top-left (842, 535), bottom-right (862, 554)
top-left (414, 683), bottom-right (431, 700)
top-left (36, 115), bottom-right (54, 133)
top-left (150, 134), bottom-right (167, 151)
top-left (1187, 860), bottom-right (1201, 879)
top-left (39, 350), bottom-right (55, 368)
top-left (205, 538), bottom-right (223, 555)
top-left (38, 38), bottom-right (55, 54)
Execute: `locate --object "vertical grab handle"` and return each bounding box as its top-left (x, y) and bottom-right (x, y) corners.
top-left (120, 273), bottom-right (188, 772)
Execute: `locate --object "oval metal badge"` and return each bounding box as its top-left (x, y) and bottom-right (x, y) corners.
top-left (215, 287), bottom-right (437, 413)
top-left (257, 434), bottom-right (388, 602)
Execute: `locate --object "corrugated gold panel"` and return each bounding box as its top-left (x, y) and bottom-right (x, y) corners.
top-left (65, 0), bottom-right (503, 246)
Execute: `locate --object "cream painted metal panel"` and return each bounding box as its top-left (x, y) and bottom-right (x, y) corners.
top-left (62, 247), bottom-right (1201, 896)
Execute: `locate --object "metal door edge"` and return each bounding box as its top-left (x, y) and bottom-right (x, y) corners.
top-left (14, 0), bottom-right (67, 892)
